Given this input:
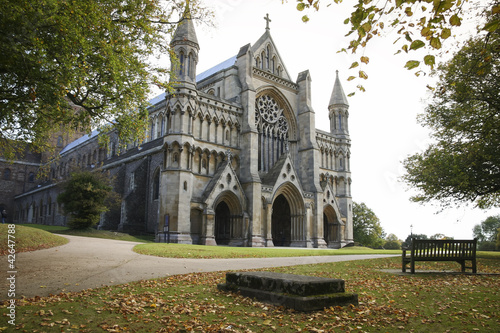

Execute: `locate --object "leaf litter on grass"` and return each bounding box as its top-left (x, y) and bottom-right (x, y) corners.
top-left (1, 257), bottom-right (498, 332)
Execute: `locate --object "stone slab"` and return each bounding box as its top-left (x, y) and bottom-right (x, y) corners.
top-left (218, 284), bottom-right (358, 312)
top-left (217, 271), bottom-right (358, 312)
top-left (224, 271), bottom-right (345, 296)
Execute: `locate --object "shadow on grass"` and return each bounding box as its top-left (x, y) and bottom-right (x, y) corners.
top-left (20, 223), bottom-right (155, 243)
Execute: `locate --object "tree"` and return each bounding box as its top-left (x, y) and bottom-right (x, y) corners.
top-left (0, 0), bottom-right (211, 159)
top-left (383, 233), bottom-right (402, 250)
top-left (472, 215), bottom-right (500, 250)
top-left (293, 0), bottom-right (499, 94)
top-left (402, 29), bottom-right (500, 209)
top-left (57, 170), bottom-right (117, 229)
top-left (402, 233), bottom-right (428, 248)
top-left (352, 202), bottom-right (385, 248)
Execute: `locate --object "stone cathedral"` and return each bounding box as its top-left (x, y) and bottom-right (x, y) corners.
top-left (4, 12), bottom-right (354, 248)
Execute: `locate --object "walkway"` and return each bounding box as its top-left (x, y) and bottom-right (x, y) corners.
top-left (2, 235), bottom-right (397, 298)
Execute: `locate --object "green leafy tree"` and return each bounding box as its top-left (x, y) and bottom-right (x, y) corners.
top-left (402, 28), bottom-right (500, 209)
top-left (0, 0), bottom-right (211, 159)
top-left (383, 233), bottom-right (402, 250)
top-left (352, 202), bottom-right (385, 248)
top-left (57, 171), bottom-right (117, 229)
top-left (473, 215), bottom-right (500, 250)
top-left (293, 0), bottom-right (499, 94)
top-left (402, 233), bottom-right (428, 248)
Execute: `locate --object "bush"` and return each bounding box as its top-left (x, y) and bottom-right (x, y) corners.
top-left (383, 240), bottom-right (401, 250)
top-left (478, 241), bottom-right (498, 251)
top-left (57, 171), bottom-right (117, 229)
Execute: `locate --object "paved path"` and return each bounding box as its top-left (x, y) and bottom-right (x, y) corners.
top-left (2, 235), bottom-right (397, 299)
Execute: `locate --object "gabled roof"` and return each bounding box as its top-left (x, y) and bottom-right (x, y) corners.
top-left (260, 153), bottom-right (289, 186)
top-left (250, 29), bottom-right (292, 81)
top-left (202, 155), bottom-right (247, 211)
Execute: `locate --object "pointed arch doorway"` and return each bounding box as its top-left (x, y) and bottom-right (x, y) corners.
top-left (271, 194), bottom-right (291, 246)
top-left (323, 205), bottom-right (340, 247)
top-left (215, 201), bottom-right (231, 245)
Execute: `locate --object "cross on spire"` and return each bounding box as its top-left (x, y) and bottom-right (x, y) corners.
top-left (264, 13), bottom-right (271, 30)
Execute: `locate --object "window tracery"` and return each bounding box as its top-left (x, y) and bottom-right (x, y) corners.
top-left (255, 95), bottom-right (289, 172)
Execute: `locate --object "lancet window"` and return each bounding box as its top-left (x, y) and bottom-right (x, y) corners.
top-left (255, 95), bottom-right (289, 172)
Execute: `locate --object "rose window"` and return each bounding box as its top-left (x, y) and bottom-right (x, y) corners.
top-left (255, 95), bottom-right (290, 172)
top-left (257, 95), bottom-right (282, 124)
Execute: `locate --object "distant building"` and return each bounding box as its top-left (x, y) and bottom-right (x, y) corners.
top-left (3, 11), bottom-right (353, 247)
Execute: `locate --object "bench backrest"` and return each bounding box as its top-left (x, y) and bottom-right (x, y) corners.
top-left (411, 239), bottom-right (477, 258)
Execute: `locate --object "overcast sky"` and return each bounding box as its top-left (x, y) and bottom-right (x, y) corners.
top-left (162, 0), bottom-right (499, 240)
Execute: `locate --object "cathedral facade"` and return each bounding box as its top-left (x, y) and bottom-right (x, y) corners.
top-left (4, 13), bottom-right (353, 248)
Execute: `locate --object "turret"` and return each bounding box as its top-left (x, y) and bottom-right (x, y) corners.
top-left (170, 4), bottom-right (199, 88)
top-left (328, 71), bottom-right (349, 137)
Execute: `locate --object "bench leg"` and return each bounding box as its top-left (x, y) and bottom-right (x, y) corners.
top-left (411, 260), bottom-right (415, 274)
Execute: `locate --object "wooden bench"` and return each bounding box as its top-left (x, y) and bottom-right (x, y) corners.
top-left (402, 238), bottom-right (477, 274)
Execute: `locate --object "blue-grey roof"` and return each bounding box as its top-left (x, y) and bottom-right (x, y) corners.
top-left (59, 129), bottom-right (99, 155)
top-left (61, 56), bottom-right (237, 155)
top-left (196, 55), bottom-right (236, 82)
top-left (149, 92), bottom-right (166, 106)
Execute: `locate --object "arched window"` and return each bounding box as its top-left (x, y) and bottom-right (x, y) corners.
top-left (255, 95), bottom-right (290, 172)
top-left (152, 169), bottom-right (160, 200)
top-left (57, 136), bottom-right (63, 147)
top-left (179, 51), bottom-right (185, 76)
top-left (266, 46), bottom-right (270, 69)
top-left (150, 121), bottom-right (155, 141)
top-left (160, 116), bottom-right (165, 136)
top-left (3, 168), bottom-right (11, 180)
top-left (261, 51), bottom-right (265, 69)
top-left (28, 172), bottom-right (35, 183)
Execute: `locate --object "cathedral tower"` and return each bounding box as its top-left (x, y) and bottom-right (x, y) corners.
top-left (327, 71), bottom-right (353, 245)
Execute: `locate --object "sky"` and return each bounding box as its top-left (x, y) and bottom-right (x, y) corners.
top-left (160, 0), bottom-right (500, 240)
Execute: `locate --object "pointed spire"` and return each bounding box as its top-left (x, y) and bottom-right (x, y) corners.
top-left (329, 70), bottom-right (349, 107)
top-left (172, 3), bottom-right (199, 46)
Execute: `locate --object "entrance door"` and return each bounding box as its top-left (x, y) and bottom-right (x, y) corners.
top-left (323, 208), bottom-right (339, 245)
top-left (215, 202), bottom-right (231, 245)
top-left (271, 194), bottom-right (291, 246)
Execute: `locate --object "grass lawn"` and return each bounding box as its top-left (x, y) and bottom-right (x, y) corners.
top-left (1, 257), bottom-right (498, 332)
top-left (133, 243), bottom-right (402, 258)
top-left (19, 223), bottom-right (155, 243)
top-left (1, 226), bottom-right (499, 331)
top-left (0, 224), bottom-right (68, 255)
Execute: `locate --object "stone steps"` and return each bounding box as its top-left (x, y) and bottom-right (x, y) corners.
top-left (218, 271), bottom-right (358, 312)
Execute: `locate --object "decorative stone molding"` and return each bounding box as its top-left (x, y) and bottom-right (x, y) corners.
top-left (253, 67), bottom-right (299, 91)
